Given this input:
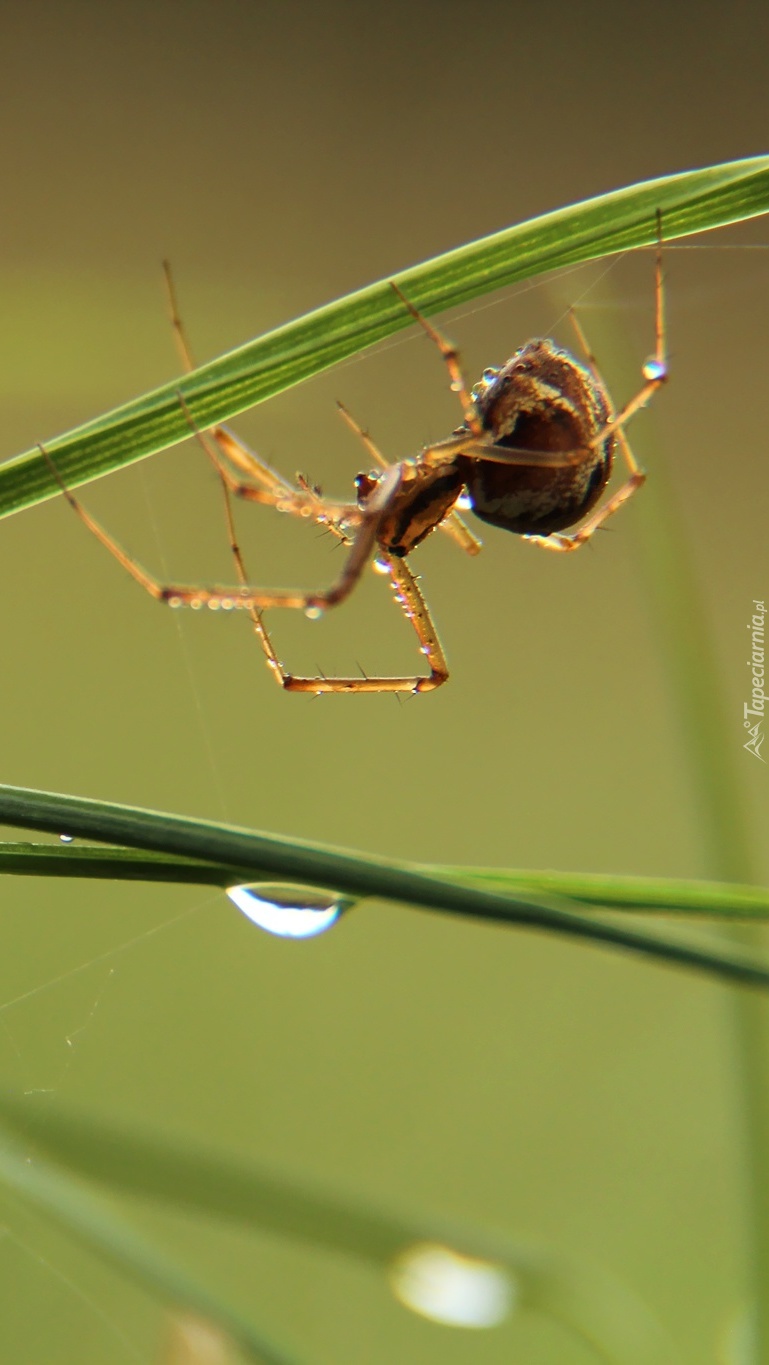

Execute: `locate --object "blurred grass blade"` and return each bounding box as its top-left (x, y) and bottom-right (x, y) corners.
top-left (3, 841), bottom-right (769, 921)
top-left (0, 1091), bottom-right (680, 1365)
top-left (0, 1127), bottom-right (306, 1364)
top-left (435, 865), bottom-right (769, 919)
top-left (627, 334), bottom-right (769, 1362)
top-left (1, 785), bottom-right (769, 987)
top-left (1, 156), bottom-right (768, 520)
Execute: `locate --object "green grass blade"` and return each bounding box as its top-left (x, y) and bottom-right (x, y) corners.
top-left (1, 784), bottom-right (769, 988)
top-left (1, 157), bottom-right (768, 521)
top-left (3, 841), bottom-right (769, 921)
top-left (438, 866), bottom-right (769, 918)
top-left (0, 1126), bottom-right (307, 1364)
top-left (0, 1092), bottom-right (680, 1365)
top-left (630, 343), bottom-right (769, 1362)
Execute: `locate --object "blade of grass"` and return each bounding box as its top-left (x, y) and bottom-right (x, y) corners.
top-left (636, 422), bottom-right (769, 1362)
top-left (0, 1127), bottom-right (307, 1364)
top-left (1, 157), bottom-right (768, 521)
top-left (0, 1091), bottom-right (679, 1365)
top-left (587, 287), bottom-right (769, 1364)
top-left (435, 865), bottom-right (769, 919)
top-left (1, 785), bottom-right (769, 987)
top-left (2, 841), bottom-right (769, 921)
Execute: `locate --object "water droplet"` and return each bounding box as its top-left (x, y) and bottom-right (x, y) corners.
top-left (190, 598), bottom-right (204, 611)
top-left (59, 834), bottom-right (74, 844)
top-left (220, 599), bottom-right (235, 611)
top-left (373, 556), bottom-right (391, 575)
top-left (168, 595), bottom-right (182, 609)
top-left (455, 492), bottom-right (472, 511)
top-left (305, 605), bottom-right (323, 620)
top-left (389, 1243), bottom-right (515, 1329)
top-left (207, 600), bottom-right (221, 611)
top-left (642, 357), bottom-right (667, 382)
top-left (450, 378), bottom-right (463, 392)
top-left (226, 883), bottom-right (354, 939)
top-left (482, 367), bottom-right (499, 384)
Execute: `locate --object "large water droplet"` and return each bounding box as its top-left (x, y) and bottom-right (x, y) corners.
top-left (455, 492), bottom-right (472, 511)
top-left (226, 883), bottom-right (354, 939)
top-left (389, 1242), bottom-right (515, 1329)
top-left (59, 834), bottom-right (74, 844)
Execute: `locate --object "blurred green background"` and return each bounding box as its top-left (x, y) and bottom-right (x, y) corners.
top-left (0, 2), bottom-right (767, 1360)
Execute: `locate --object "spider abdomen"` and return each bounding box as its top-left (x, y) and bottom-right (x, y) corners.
top-left (466, 441), bottom-right (612, 535)
top-left (465, 338), bottom-right (615, 536)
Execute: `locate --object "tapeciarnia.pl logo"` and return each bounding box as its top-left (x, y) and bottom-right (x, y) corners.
top-left (744, 599), bottom-right (766, 762)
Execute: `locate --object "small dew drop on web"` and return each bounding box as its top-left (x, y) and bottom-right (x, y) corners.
top-left (226, 883), bottom-right (355, 939)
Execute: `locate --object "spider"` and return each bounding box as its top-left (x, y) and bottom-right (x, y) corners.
top-left (44, 219), bottom-right (667, 695)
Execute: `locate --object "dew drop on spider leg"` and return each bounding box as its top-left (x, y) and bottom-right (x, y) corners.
top-left (305, 605), bottom-right (324, 620)
top-left (642, 357), bottom-right (668, 382)
top-left (373, 556), bottom-right (391, 575)
top-left (226, 883), bottom-right (355, 939)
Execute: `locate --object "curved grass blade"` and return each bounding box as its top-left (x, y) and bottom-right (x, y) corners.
top-left (0, 1091), bottom-right (680, 1365)
top-left (1, 784), bottom-right (769, 988)
top-left (1, 156), bottom-right (768, 521)
top-left (437, 865), bottom-right (769, 919)
top-left (0, 1126), bottom-right (306, 1364)
top-left (2, 841), bottom-right (769, 922)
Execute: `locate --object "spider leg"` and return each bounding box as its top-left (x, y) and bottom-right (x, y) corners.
top-left (208, 440), bottom-right (289, 682)
top-left (419, 432), bottom-right (589, 469)
top-left (390, 282), bottom-right (484, 436)
top-left (42, 442), bottom-right (391, 612)
top-left (182, 407), bottom-right (359, 532)
top-left (278, 553), bottom-right (448, 694)
top-left (577, 208), bottom-right (667, 455)
top-left (163, 260), bottom-right (305, 511)
top-left (525, 213), bottom-right (666, 553)
top-left (43, 445), bottom-right (446, 695)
